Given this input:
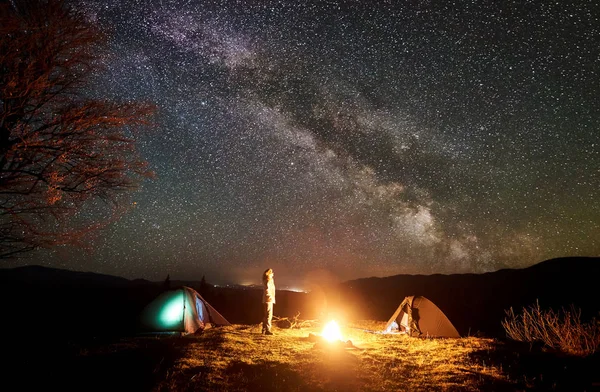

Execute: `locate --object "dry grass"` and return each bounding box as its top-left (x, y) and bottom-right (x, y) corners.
top-left (502, 301), bottom-right (600, 356)
top-left (154, 321), bottom-right (512, 391)
top-left (11, 320), bottom-right (599, 392)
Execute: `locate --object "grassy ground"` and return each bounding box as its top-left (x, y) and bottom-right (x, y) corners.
top-left (156, 321), bottom-right (503, 391)
top-left (11, 320), bottom-right (599, 392)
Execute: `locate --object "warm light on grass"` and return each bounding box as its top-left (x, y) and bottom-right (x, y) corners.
top-left (322, 320), bottom-right (343, 342)
top-left (157, 321), bottom-right (509, 391)
top-left (68, 318), bottom-right (592, 391)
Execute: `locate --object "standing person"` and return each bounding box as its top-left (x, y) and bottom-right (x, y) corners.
top-left (262, 268), bottom-right (276, 335)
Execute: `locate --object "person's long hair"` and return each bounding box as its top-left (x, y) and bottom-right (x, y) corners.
top-left (262, 269), bottom-right (273, 285)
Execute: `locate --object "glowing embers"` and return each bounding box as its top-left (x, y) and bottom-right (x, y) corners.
top-left (307, 320), bottom-right (356, 349)
top-left (322, 320), bottom-right (343, 342)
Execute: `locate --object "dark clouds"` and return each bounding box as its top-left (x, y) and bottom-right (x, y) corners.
top-left (14, 0), bottom-right (599, 286)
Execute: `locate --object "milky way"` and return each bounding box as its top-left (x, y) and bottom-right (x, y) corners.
top-left (17, 0), bottom-right (600, 286)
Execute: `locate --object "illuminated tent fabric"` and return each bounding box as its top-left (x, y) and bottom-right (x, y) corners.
top-left (140, 286), bottom-right (230, 334)
top-left (384, 296), bottom-right (460, 338)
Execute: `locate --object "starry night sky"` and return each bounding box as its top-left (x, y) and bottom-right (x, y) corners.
top-left (15, 0), bottom-right (600, 287)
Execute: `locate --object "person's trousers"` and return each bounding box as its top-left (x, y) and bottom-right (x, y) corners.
top-left (262, 302), bottom-right (273, 332)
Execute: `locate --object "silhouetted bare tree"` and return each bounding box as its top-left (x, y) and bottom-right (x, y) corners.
top-left (0, 0), bottom-right (155, 258)
top-left (200, 275), bottom-right (210, 296)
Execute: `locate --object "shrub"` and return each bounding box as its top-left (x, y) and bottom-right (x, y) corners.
top-left (502, 300), bottom-right (600, 356)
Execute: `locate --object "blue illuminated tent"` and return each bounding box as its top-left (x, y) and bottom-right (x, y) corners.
top-left (140, 286), bottom-right (230, 334)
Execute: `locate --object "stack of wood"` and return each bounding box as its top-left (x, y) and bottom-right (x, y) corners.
top-left (273, 312), bottom-right (318, 329)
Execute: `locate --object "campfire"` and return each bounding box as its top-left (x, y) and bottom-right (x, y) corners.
top-left (322, 320), bottom-right (343, 342)
top-left (308, 320), bottom-right (355, 349)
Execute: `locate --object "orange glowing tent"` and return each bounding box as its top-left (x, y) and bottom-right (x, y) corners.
top-left (384, 295), bottom-right (460, 338)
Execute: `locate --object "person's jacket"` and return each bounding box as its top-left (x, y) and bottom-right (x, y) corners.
top-left (262, 279), bottom-right (275, 304)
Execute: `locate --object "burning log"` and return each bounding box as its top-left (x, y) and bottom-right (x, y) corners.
top-left (307, 333), bottom-right (355, 349)
top-left (306, 320), bottom-right (357, 349)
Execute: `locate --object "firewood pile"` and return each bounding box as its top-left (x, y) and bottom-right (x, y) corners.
top-left (273, 312), bottom-right (318, 329)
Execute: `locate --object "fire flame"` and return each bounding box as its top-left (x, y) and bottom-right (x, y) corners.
top-left (322, 320), bottom-right (342, 342)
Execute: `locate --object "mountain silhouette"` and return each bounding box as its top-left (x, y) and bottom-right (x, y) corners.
top-left (1, 257), bottom-right (598, 338)
top-left (332, 256), bottom-right (600, 337)
top-left (0, 265), bottom-right (138, 287)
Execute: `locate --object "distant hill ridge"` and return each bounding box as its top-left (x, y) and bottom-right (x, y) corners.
top-left (1, 257), bottom-right (598, 338)
top-left (3, 256), bottom-right (597, 287)
top-left (0, 264), bottom-right (150, 287)
top-left (336, 256), bottom-right (600, 337)
top-left (344, 256), bottom-right (599, 282)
